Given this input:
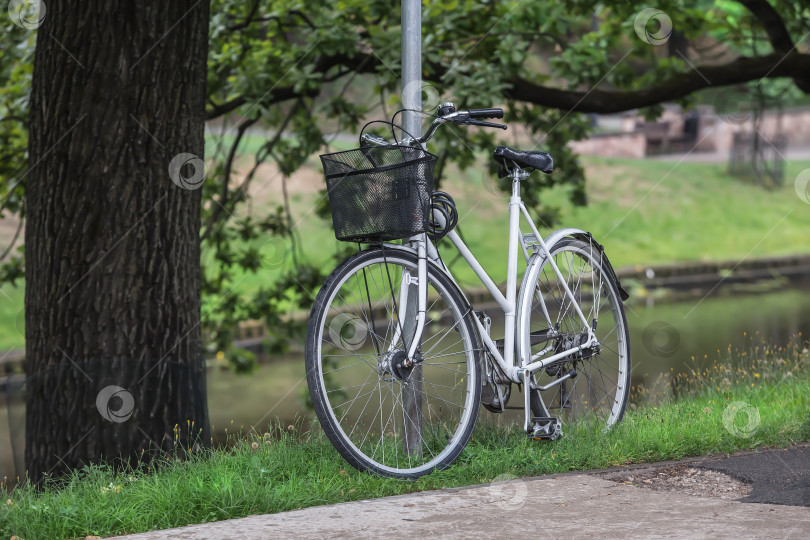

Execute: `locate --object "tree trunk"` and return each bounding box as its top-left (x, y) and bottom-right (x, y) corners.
top-left (25, 0), bottom-right (210, 483)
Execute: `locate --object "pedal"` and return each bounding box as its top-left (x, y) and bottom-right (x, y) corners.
top-left (529, 417), bottom-right (562, 441)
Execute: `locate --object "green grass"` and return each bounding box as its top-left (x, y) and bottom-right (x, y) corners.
top-left (556, 157), bottom-right (810, 268)
top-left (2, 341), bottom-right (809, 539)
top-left (0, 286), bottom-right (23, 352)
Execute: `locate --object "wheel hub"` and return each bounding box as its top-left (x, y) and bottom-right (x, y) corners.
top-left (547, 330), bottom-right (596, 376)
top-left (377, 349), bottom-right (416, 381)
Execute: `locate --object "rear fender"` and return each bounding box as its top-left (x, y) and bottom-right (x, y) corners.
top-left (515, 228), bottom-right (629, 364)
top-left (541, 228), bottom-right (629, 301)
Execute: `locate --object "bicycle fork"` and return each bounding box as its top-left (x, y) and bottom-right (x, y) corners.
top-left (388, 238), bottom-right (427, 360)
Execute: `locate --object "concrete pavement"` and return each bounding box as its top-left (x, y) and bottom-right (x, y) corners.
top-left (118, 450), bottom-right (810, 539)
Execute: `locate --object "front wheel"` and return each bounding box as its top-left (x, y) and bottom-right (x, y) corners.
top-left (519, 238), bottom-right (631, 432)
top-left (306, 247), bottom-right (482, 478)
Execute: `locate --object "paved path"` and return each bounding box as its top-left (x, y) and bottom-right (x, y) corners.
top-left (696, 445), bottom-right (810, 506)
top-left (650, 147), bottom-right (810, 163)
top-left (118, 446), bottom-right (810, 539)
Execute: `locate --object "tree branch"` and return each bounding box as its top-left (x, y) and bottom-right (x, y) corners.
top-left (506, 52), bottom-right (810, 114)
top-left (205, 84), bottom-right (321, 120)
top-left (199, 117), bottom-right (257, 243)
top-left (205, 53), bottom-right (359, 121)
top-left (207, 97), bottom-right (247, 120)
top-left (736, 0), bottom-right (795, 53)
top-left (209, 44), bottom-right (810, 122)
top-left (202, 100), bottom-right (302, 240)
top-left (226, 0), bottom-right (261, 32)
top-left (0, 216), bottom-right (23, 261)
top-left (218, 116), bottom-right (258, 213)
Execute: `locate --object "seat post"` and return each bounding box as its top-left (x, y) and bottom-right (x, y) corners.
top-left (511, 166), bottom-right (529, 198)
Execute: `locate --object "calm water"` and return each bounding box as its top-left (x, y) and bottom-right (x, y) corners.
top-left (204, 279), bottom-right (810, 432)
top-left (3, 279), bottom-right (810, 478)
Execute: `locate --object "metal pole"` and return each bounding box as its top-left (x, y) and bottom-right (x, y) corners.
top-left (401, 0), bottom-right (423, 457)
top-left (402, 0), bottom-right (422, 141)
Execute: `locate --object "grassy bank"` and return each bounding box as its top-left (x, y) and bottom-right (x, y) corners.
top-left (224, 155), bottom-right (810, 296)
top-left (2, 340), bottom-right (809, 539)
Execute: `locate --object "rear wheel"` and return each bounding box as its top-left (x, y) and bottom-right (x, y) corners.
top-left (519, 238), bottom-right (630, 431)
top-left (306, 247), bottom-right (482, 478)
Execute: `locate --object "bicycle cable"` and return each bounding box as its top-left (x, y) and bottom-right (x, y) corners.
top-left (389, 108), bottom-right (439, 144)
top-left (427, 191), bottom-right (458, 242)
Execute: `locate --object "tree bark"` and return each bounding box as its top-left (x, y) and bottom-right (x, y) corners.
top-left (25, 0), bottom-right (210, 483)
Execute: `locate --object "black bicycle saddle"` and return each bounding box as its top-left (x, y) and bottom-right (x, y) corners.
top-left (493, 146), bottom-right (554, 174)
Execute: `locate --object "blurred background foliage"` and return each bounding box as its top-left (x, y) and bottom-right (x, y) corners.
top-left (1, 0), bottom-right (809, 371)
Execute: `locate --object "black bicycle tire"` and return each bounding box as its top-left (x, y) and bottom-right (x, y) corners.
top-left (305, 247), bottom-right (482, 479)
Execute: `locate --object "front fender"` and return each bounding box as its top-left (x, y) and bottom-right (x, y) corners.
top-left (377, 242), bottom-right (418, 257)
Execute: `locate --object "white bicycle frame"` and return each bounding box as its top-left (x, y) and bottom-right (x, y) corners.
top-left (388, 167), bottom-right (598, 431)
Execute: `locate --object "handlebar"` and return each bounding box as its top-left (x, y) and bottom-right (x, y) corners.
top-left (419, 105), bottom-right (507, 143)
top-left (360, 102), bottom-right (505, 148)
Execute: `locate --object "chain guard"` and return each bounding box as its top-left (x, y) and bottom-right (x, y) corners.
top-left (481, 382), bottom-right (511, 413)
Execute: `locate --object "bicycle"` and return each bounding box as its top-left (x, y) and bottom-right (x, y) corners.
top-left (306, 102), bottom-right (631, 479)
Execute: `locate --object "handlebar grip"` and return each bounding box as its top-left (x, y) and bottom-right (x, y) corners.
top-left (468, 108), bottom-right (503, 119)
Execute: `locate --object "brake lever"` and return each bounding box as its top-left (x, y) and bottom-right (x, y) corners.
top-left (460, 119), bottom-right (507, 130)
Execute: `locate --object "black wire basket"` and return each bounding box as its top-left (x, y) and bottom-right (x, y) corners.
top-left (320, 145), bottom-right (437, 243)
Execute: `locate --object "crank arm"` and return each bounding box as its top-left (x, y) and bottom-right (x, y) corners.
top-left (533, 368), bottom-right (577, 391)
